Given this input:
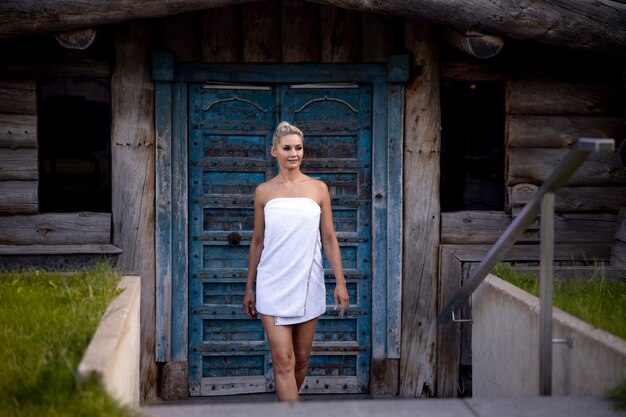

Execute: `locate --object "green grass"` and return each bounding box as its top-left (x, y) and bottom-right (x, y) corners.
top-left (492, 263), bottom-right (626, 341)
top-left (493, 263), bottom-right (626, 410)
top-left (0, 263), bottom-right (135, 417)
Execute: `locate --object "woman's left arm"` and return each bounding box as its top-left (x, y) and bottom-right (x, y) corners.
top-left (318, 181), bottom-right (349, 317)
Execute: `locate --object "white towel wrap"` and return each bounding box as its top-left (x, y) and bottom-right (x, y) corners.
top-left (256, 198), bottom-right (326, 325)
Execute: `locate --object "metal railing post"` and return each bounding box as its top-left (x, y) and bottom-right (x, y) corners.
top-left (539, 192), bottom-right (555, 396)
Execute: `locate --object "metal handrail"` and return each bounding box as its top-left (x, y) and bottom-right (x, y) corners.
top-left (437, 137), bottom-right (614, 324)
top-left (436, 137), bottom-right (615, 395)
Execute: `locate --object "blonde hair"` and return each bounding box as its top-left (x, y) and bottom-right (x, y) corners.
top-left (272, 121), bottom-right (303, 147)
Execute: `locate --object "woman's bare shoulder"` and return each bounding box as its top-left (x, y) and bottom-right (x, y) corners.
top-left (254, 181), bottom-right (273, 205)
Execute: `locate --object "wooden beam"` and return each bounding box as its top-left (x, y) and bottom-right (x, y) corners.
top-left (111, 21), bottom-right (157, 402)
top-left (0, 243), bottom-right (122, 255)
top-left (507, 80), bottom-right (625, 116)
top-left (0, 0), bottom-right (262, 38)
top-left (507, 115), bottom-right (625, 149)
top-left (401, 20), bottom-right (440, 398)
top-left (0, 114), bottom-right (37, 148)
top-left (0, 79), bottom-right (36, 115)
top-left (443, 28), bottom-right (504, 59)
top-left (0, 149), bottom-right (38, 180)
top-left (55, 28), bottom-right (99, 49)
top-left (201, 6), bottom-right (242, 62)
top-left (0, 180), bottom-right (38, 214)
top-left (242, 0), bottom-right (281, 62)
top-left (309, 0), bottom-right (626, 57)
top-left (0, 212), bottom-right (111, 245)
top-left (320, 5), bottom-right (361, 62)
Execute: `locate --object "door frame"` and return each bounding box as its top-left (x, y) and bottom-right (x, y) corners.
top-left (152, 52), bottom-right (408, 387)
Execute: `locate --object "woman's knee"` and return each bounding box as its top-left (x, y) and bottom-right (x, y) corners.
top-left (272, 350), bottom-right (295, 374)
top-left (294, 349), bottom-right (311, 370)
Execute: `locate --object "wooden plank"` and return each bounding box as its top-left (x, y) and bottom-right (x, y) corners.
top-left (111, 21), bottom-right (157, 402)
top-left (242, 0), bottom-right (281, 62)
top-left (371, 80), bottom-right (389, 360)
top-left (0, 50), bottom-right (111, 78)
top-left (0, 114), bottom-right (37, 148)
top-left (0, 149), bottom-right (38, 180)
top-left (159, 12), bottom-right (201, 62)
top-left (0, 243), bottom-right (122, 255)
top-left (615, 207), bottom-right (626, 242)
top-left (154, 77), bottom-right (172, 363)
top-left (170, 81), bottom-right (189, 362)
top-left (441, 211), bottom-right (616, 245)
top-left (320, 5), bottom-right (361, 63)
top-left (175, 62), bottom-right (386, 83)
top-left (436, 245), bottom-right (462, 397)
top-left (508, 185), bottom-right (626, 213)
top-left (400, 21), bottom-right (440, 398)
top-left (201, 6), bottom-right (242, 62)
top-left (387, 80), bottom-right (404, 358)
top-left (0, 79), bottom-right (36, 114)
top-left (0, 180), bottom-right (37, 214)
top-left (612, 208), bottom-right (626, 267)
top-left (281, 0), bottom-right (320, 63)
top-left (0, 212), bottom-right (111, 245)
top-left (507, 115), bottom-right (624, 149)
top-left (506, 80), bottom-right (624, 116)
top-left (440, 243), bottom-right (611, 264)
top-left (507, 148), bottom-right (626, 187)
top-left (361, 13), bottom-right (403, 63)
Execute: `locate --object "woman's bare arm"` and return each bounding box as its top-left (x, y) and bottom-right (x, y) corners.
top-left (243, 185), bottom-right (266, 319)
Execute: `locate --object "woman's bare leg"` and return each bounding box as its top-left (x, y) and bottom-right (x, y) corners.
top-left (292, 318), bottom-right (318, 391)
top-left (261, 315), bottom-right (298, 401)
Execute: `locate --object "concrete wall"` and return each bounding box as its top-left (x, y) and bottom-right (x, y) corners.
top-left (77, 275), bottom-right (141, 407)
top-left (472, 274), bottom-right (626, 397)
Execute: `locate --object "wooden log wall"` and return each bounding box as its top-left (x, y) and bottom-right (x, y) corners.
top-left (506, 79), bottom-right (626, 212)
top-left (0, 79), bottom-right (38, 214)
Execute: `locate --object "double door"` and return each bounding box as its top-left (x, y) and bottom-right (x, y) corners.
top-left (187, 83), bottom-right (373, 396)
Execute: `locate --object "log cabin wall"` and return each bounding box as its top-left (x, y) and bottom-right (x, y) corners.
top-left (438, 41), bottom-right (626, 397)
top-left (0, 36), bottom-right (118, 267)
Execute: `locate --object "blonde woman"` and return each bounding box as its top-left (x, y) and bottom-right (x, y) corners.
top-left (243, 121), bottom-right (349, 402)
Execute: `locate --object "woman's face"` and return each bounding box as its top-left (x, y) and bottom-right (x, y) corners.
top-left (271, 133), bottom-right (304, 171)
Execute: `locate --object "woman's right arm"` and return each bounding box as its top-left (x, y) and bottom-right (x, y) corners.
top-left (243, 186), bottom-right (266, 319)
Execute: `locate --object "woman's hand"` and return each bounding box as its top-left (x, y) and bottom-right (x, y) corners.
top-left (333, 282), bottom-right (349, 318)
top-left (243, 290), bottom-right (257, 319)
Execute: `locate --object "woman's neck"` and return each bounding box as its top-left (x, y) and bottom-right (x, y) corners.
top-left (276, 169), bottom-right (305, 184)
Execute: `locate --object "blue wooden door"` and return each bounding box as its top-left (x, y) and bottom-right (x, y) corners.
top-left (188, 83), bottom-right (372, 396)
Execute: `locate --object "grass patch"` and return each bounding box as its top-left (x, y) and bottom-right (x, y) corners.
top-left (0, 263), bottom-right (135, 417)
top-left (493, 263), bottom-right (626, 410)
top-left (492, 263), bottom-right (626, 341)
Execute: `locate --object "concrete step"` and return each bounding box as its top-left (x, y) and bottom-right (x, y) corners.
top-left (142, 396), bottom-right (625, 417)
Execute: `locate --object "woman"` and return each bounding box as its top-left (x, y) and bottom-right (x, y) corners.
top-left (243, 121), bottom-right (349, 402)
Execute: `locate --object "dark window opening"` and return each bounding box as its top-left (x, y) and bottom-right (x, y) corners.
top-left (38, 77), bottom-right (111, 212)
top-left (440, 81), bottom-right (505, 212)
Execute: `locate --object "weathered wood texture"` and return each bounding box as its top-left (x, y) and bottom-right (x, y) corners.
top-left (508, 185), bottom-right (626, 213)
top-left (55, 28), bottom-right (99, 50)
top-left (0, 149), bottom-right (37, 180)
top-left (320, 5), bottom-right (361, 62)
top-left (0, 181), bottom-right (37, 214)
top-left (201, 6), bottom-right (242, 62)
top-left (507, 149), bottom-right (626, 187)
top-left (0, 114), bottom-right (37, 148)
top-left (0, 79), bottom-right (36, 114)
top-left (612, 208), bottom-right (626, 267)
top-left (401, 21), bottom-right (440, 398)
top-left (111, 21), bottom-right (157, 402)
top-left (507, 80), bottom-right (625, 116)
top-left (441, 211), bottom-right (617, 245)
top-left (0, 0), bottom-right (261, 38)
top-left (362, 13), bottom-right (403, 62)
top-left (507, 116), bottom-right (625, 149)
top-left (0, 212), bottom-right (111, 245)
top-left (311, 0), bottom-right (626, 57)
top-left (3, 0), bottom-right (624, 56)
top-left (281, 0), bottom-right (320, 62)
top-left (242, 0), bottom-right (281, 62)
top-left (443, 28), bottom-right (504, 59)
top-left (160, 13), bottom-right (201, 62)
top-left (0, 243), bottom-right (121, 255)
